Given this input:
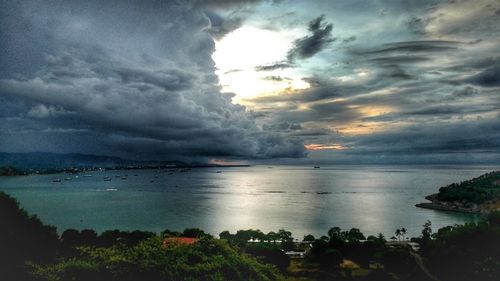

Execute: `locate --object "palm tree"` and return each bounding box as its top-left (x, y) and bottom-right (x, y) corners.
top-left (395, 229), bottom-right (402, 241)
top-left (400, 227), bottom-right (407, 241)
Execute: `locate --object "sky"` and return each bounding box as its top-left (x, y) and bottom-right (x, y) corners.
top-left (0, 0), bottom-right (499, 164)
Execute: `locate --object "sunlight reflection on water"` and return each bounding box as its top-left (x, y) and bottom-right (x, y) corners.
top-left (0, 165), bottom-right (494, 238)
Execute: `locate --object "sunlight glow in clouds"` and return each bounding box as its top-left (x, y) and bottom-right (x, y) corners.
top-left (305, 144), bottom-right (347, 150)
top-left (212, 26), bottom-right (309, 104)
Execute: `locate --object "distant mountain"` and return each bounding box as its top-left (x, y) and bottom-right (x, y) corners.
top-left (0, 152), bottom-right (140, 170)
top-left (0, 152), bottom-right (228, 170)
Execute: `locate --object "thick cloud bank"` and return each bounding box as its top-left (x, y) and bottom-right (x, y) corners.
top-left (0, 0), bottom-right (305, 160)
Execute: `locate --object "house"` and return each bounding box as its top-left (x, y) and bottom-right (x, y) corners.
top-left (163, 237), bottom-right (198, 247)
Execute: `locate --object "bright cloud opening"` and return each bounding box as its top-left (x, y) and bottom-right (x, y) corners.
top-left (212, 26), bottom-right (309, 104)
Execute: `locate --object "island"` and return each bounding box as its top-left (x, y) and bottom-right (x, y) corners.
top-left (417, 170), bottom-right (500, 213)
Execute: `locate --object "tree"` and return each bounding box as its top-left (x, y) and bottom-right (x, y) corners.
top-left (219, 230), bottom-right (232, 240)
top-left (377, 233), bottom-right (386, 241)
top-left (161, 229), bottom-right (181, 238)
top-left (182, 228), bottom-right (211, 238)
top-left (0, 191), bottom-right (60, 281)
top-left (328, 226), bottom-right (341, 238)
top-left (303, 234), bottom-right (315, 241)
top-left (421, 220), bottom-right (432, 246)
top-left (266, 231), bottom-right (279, 243)
top-left (347, 228), bottom-right (366, 242)
top-left (395, 229), bottom-right (402, 241)
top-left (277, 228), bottom-right (292, 241)
top-left (400, 227), bottom-right (407, 241)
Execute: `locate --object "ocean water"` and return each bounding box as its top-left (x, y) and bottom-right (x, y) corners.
top-left (0, 165), bottom-right (496, 239)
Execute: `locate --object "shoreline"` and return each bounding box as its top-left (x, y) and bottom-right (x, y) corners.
top-left (415, 202), bottom-right (485, 214)
top-left (416, 194), bottom-right (488, 214)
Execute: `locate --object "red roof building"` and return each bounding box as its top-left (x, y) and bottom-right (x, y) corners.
top-left (163, 237), bottom-right (198, 247)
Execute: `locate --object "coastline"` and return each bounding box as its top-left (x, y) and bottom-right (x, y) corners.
top-left (416, 194), bottom-right (489, 214)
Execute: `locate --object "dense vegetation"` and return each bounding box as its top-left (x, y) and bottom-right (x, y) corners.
top-left (296, 227), bottom-right (430, 281)
top-left (0, 166), bottom-right (25, 176)
top-left (1, 190), bottom-right (499, 281)
top-left (420, 213), bottom-right (500, 281)
top-left (436, 170), bottom-right (500, 203)
top-left (0, 192), bottom-right (282, 281)
top-left (31, 237), bottom-right (282, 281)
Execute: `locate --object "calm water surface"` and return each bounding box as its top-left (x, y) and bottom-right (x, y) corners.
top-left (0, 165), bottom-right (497, 238)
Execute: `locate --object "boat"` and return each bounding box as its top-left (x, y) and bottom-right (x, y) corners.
top-left (64, 177), bottom-right (72, 181)
top-left (52, 179), bottom-right (61, 182)
top-left (216, 171), bottom-right (222, 173)
top-left (103, 177), bottom-right (112, 181)
top-left (314, 166), bottom-right (321, 169)
top-left (83, 174), bottom-right (92, 177)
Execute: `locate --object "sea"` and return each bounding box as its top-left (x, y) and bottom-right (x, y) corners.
top-left (0, 165), bottom-right (497, 239)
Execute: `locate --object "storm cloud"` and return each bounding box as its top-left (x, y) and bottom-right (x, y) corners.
top-left (287, 15), bottom-right (335, 60)
top-left (0, 0), bottom-right (305, 161)
top-left (1, 0), bottom-right (499, 164)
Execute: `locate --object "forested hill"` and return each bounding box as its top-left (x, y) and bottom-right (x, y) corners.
top-left (436, 171), bottom-right (500, 203)
top-left (418, 171), bottom-right (500, 213)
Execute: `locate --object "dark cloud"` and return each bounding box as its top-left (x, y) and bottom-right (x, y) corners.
top-left (342, 36), bottom-right (357, 44)
top-left (444, 56), bottom-right (500, 72)
top-left (369, 56), bottom-right (430, 64)
top-left (223, 69), bottom-right (243, 74)
top-left (350, 119), bottom-right (500, 155)
top-left (205, 11), bottom-right (243, 40)
top-left (287, 15), bottom-right (335, 60)
top-left (262, 75), bottom-right (290, 81)
top-left (406, 16), bottom-right (427, 34)
top-left (0, 0), bottom-right (305, 161)
top-left (1, 0), bottom-right (499, 164)
top-left (263, 121), bottom-right (302, 131)
top-left (453, 86), bottom-right (478, 98)
top-left (365, 41), bottom-right (459, 54)
top-left (255, 62), bottom-right (293, 71)
top-left (255, 15), bottom-right (335, 72)
top-left (466, 64), bottom-right (500, 87)
top-left (199, 0), bottom-right (263, 9)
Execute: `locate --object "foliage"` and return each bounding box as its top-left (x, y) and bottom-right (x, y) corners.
top-left (0, 191), bottom-right (60, 281)
top-left (421, 212), bottom-right (500, 281)
top-left (181, 228), bottom-right (212, 238)
top-left (436, 170), bottom-right (500, 204)
top-left (31, 237), bottom-right (284, 281)
top-left (303, 234), bottom-right (315, 241)
top-left (0, 166), bottom-right (25, 176)
top-left (245, 243), bottom-right (290, 272)
top-left (308, 239), bottom-right (343, 269)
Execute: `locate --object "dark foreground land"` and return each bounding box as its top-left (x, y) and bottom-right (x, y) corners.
top-left (1, 190), bottom-right (499, 281)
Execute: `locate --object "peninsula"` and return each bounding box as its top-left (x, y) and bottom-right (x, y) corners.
top-left (417, 171), bottom-right (500, 214)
